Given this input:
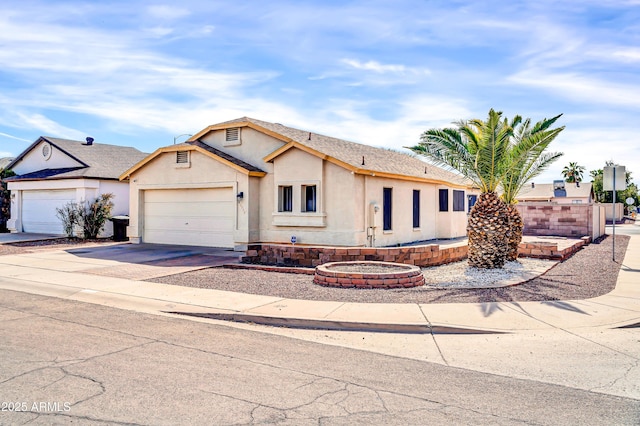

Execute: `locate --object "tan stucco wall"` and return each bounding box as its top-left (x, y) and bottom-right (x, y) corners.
top-left (126, 127), bottom-right (474, 248)
top-left (259, 149), bottom-right (360, 246)
top-left (200, 127), bottom-right (283, 169)
top-left (126, 150), bottom-right (252, 247)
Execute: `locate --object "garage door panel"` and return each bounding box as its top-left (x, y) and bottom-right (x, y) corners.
top-left (144, 201), bottom-right (234, 217)
top-left (145, 216), bottom-right (234, 231)
top-left (22, 190), bottom-right (75, 234)
top-left (143, 188), bottom-right (235, 248)
top-left (144, 188), bottom-right (231, 203)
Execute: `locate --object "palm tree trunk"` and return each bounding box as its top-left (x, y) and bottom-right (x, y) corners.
top-left (506, 204), bottom-right (524, 261)
top-left (467, 192), bottom-right (510, 268)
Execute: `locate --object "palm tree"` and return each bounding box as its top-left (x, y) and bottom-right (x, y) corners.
top-left (562, 162), bottom-right (585, 183)
top-left (501, 115), bottom-right (564, 260)
top-left (408, 109), bottom-right (513, 268)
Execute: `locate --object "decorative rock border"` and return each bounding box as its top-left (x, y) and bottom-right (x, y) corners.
top-left (314, 261), bottom-right (424, 289)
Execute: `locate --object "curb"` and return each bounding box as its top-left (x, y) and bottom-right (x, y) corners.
top-left (164, 311), bottom-right (507, 335)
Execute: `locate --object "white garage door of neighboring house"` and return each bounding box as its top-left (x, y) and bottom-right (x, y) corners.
top-left (143, 188), bottom-right (235, 248)
top-left (22, 189), bottom-right (76, 234)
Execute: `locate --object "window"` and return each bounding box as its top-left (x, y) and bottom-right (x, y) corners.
top-left (468, 194), bottom-right (477, 213)
top-left (439, 189), bottom-right (448, 212)
top-left (302, 185), bottom-right (317, 212)
top-left (413, 190), bottom-right (420, 228)
top-left (278, 186), bottom-right (293, 212)
top-left (383, 188), bottom-right (392, 231)
top-left (176, 151), bottom-right (189, 164)
top-left (453, 190), bottom-right (465, 212)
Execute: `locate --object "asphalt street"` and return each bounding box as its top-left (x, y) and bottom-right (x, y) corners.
top-left (1, 289), bottom-right (639, 425)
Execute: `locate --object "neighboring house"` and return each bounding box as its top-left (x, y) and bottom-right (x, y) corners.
top-left (121, 117), bottom-right (478, 250)
top-left (6, 137), bottom-right (147, 235)
top-left (0, 157), bottom-right (14, 171)
top-left (0, 157), bottom-right (15, 232)
top-left (516, 180), bottom-right (594, 204)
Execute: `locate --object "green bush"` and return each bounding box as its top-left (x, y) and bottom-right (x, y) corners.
top-left (55, 193), bottom-right (114, 239)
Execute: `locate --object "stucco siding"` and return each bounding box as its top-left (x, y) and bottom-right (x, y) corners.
top-left (126, 150), bottom-right (252, 248)
top-left (12, 140), bottom-right (84, 175)
top-left (200, 127), bottom-right (284, 168)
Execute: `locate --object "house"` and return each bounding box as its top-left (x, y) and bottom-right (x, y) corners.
top-left (516, 180), bottom-right (594, 204)
top-left (121, 117), bottom-right (478, 250)
top-left (6, 137), bottom-right (147, 235)
top-left (0, 157), bottom-right (15, 232)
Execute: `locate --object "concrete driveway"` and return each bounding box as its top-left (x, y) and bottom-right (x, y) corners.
top-left (0, 238), bottom-right (242, 280)
top-left (0, 232), bottom-right (64, 243)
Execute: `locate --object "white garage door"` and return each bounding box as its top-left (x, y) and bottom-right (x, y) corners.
top-left (22, 189), bottom-right (76, 234)
top-left (143, 188), bottom-right (235, 248)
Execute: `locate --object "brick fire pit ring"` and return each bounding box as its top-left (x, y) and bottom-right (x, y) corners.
top-left (314, 261), bottom-right (425, 289)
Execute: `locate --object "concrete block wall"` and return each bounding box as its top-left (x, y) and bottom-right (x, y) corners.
top-left (516, 203), bottom-right (594, 238)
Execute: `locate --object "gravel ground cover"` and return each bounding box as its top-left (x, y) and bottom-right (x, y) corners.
top-left (150, 234), bottom-right (630, 304)
top-left (0, 238), bottom-right (114, 256)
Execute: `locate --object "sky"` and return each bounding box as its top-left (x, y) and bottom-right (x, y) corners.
top-left (1, 0), bottom-right (640, 186)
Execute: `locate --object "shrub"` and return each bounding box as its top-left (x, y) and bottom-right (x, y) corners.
top-left (55, 202), bottom-right (80, 238)
top-left (55, 193), bottom-right (114, 239)
top-left (81, 193), bottom-right (114, 239)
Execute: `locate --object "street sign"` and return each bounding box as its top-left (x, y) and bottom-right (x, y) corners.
top-left (603, 166), bottom-right (626, 191)
top-left (626, 197), bottom-right (635, 205)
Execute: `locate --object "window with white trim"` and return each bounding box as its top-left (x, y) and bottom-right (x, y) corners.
top-left (278, 185), bottom-right (293, 212)
top-left (301, 185), bottom-right (317, 212)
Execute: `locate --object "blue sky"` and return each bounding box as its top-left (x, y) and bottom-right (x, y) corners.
top-left (1, 0), bottom-right (640, 185)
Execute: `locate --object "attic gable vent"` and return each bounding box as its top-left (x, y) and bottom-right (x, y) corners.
top-left (176, 150), bottom-right (189, 164)
top-left (224, 128), bottom-right (241, 146)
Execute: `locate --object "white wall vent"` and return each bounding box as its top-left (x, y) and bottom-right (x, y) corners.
top-left (176, 151), bottom-right (189, 164)
top-left (224, 128), bottom-right (241, 146)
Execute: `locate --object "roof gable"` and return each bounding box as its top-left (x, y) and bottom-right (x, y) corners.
top-left (7, 137), bottom-right (148, 181)
top-left (119, 142), bottom-right (266, 179)
top-left (190, 117), bottom-right (472, 188)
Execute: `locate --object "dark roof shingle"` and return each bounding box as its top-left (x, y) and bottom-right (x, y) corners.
top-left (8, 137), bottom-right (148, 181)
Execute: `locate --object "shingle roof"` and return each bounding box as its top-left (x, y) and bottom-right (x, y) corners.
top-left (187, 140), bottom-right (265, 173)
top-left (517, 182), bottom-right (593, 201)
top-left (211, 117), bottom-right (471, 187)
top-left (7, 137), bottom-right (148, 181)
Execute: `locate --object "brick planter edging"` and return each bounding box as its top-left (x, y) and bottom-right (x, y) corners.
top-left (241, 237), bottom-right (588, 269)
top-left (242, 243), bottom-right (468, 268)
top-left (314, 261), bottom-right (425, 289)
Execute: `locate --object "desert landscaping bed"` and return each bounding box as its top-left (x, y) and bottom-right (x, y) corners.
top-left (0, 238), bottom-right (116, 256)
top-left (150, 234), bottom-right (629, 304)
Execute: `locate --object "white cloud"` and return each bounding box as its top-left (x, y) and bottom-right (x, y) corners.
top-left (146, 5), bottom-right (191, 20)
top-left (508, 70), bottom-right (640, 108)
top-left (0, 132), bottom-right (31, 142)
top-left (16, 113), bottom-right (86, 140)
top-left (342, 59), bottom-right (430, 76)
top-left (342, 59), bottom-right (405, 74)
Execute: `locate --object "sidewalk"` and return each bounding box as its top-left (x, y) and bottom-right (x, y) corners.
top-left (0, 230), bottom-right (638, 334)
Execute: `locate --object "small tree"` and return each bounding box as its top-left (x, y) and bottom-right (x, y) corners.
top-left (55, 202), bottom-right (80, 238)
top-left (562, 162), bottom-right (586, 183)
top-left (55, 193), bottom-right (114, 239)
top-left (80, 193), bottom-right (114, 239)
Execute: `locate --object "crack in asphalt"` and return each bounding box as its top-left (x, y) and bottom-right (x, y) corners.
top-left (2, 294), bottom-right (636, 424)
